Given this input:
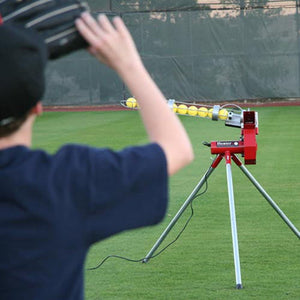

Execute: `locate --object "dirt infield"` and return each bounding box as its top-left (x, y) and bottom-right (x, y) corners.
top-left (43, 99), bottom-right (300, 112)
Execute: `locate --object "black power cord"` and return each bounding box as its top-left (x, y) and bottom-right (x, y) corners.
top-left (87, 175), bottom-right (208, 271)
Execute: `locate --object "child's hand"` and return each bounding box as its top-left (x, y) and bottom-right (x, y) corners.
top-left (76, 13), bottom-right (142, 74)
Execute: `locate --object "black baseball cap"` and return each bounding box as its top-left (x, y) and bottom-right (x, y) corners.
top-left (0, 24), bottom-right (48, 126)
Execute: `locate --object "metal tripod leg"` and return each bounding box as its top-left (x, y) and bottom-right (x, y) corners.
top-left (231, 154), bottom-right (300, 239)
top-left (142, 155), bottom-right (223, 263)
top-left (224, 152), bottom-right (243, 289)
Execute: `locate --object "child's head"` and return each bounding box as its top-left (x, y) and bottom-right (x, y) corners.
top-left (0, 25), bottom-right (47, 137)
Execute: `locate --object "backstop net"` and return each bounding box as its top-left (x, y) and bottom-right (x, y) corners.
top-left (44, 0), bottom-right (300, 106)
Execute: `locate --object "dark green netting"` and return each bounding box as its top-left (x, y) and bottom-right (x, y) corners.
top-left (44, 1), bottom-right (300, 105)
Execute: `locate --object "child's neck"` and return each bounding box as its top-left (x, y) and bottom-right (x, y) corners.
top-left (0, 116), bottom-right (34, 150)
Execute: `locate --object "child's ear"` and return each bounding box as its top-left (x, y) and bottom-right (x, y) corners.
top-left (31, 102), bottom-right (43, 116)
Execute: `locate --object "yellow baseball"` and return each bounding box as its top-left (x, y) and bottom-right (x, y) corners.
top-left (218, 108), bottom-right (228, 120)
top-left (177, 104), bottom-right (188, 115)
top-left (126, 97), bottom-right (137, 108)
top-left (198, 107), bottom-right (208, 118)
top-left (188, 106), bottom-right (198, 116)
top-left (173, 103), bottom-right (178, 113)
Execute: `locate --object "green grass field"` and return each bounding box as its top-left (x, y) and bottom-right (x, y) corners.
top-left (33, 106), bottom-right (300, 299)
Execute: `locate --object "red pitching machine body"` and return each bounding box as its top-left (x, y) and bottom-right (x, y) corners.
top-left (210, 111), bottom-right (258, 164)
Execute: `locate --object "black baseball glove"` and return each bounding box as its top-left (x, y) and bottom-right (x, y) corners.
top-left (0, 0), bottom-right (90, 59)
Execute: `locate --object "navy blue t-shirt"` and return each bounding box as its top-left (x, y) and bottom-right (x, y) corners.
top-left (0, 143), bottom-right (168, 299)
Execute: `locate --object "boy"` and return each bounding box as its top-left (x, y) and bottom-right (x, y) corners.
top-left (0, 13), bottom-right (193, 299)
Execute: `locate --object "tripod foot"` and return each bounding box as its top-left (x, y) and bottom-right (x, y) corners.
top-left (236, 283), bottom-right (243, 289)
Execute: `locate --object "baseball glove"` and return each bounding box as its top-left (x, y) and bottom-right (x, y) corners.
top-left (0, 0), bottom-right (90, 59)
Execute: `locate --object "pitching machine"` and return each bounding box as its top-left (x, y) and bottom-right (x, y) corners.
top-left (121, 98), bottom-right (300, 289)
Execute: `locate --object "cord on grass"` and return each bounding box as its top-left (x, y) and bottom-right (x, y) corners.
top-left (87, 175), bottom-right (208, 271)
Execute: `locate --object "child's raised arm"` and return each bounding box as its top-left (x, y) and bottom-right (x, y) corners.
top-left (76, 13), bottom-right (194, 175)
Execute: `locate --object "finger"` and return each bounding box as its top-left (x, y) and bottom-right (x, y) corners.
top-left (75, 18), bottom-right (101, 47)
top-left (81, 12), bottom-right (105, 38)
top-left (113, 16), bottom-right (131, 39)
top-left (98, 14), bottom-right (115, 34)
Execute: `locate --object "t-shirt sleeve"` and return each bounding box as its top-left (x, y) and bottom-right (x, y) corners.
top-left (84, 143), bottom-right (168, 245)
